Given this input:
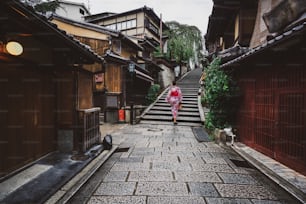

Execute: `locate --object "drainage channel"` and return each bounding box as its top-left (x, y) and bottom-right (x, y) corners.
top-left (65, 147), bottom-right (122, 204)
top-left (230, 159), bottom-right (254, 169)
top-left (114, 147), bottom-right (130, 153)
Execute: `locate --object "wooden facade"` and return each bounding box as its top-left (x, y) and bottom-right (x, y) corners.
top-left (235, 54), bottom-right (306, 175)
top-left (85, 6), bottom-right (167, 83)
top-left (205, 0), bottom-right (258, 61)
top-left (205, 0), bottom-right (306, 175)
top-left (0, 0), bottom-right (102, 178)
top-left (51, 15), bottom-right (153, 124)
top-left (85, 6), bottom-right (167, 45)
top-left (0, 66), bottom-right (57, 177)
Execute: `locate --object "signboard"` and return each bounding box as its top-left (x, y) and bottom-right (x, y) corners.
top-left (95, 73), bottom-right (104, 83)
top-left (129, 63), bottom-right (135, 73)
top-left (145, 18), bottom-right (159, 37)
top-left (106, 95), bottom-right (118, 108)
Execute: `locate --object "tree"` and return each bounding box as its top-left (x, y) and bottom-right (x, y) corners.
top-left (164, 21), bottom-right (204, 66)
top-left (22, 0), bottom-right (60, 14)
top-left (34, 0), bottom-right (59, 13)
top-left (145, 84), bottom-right (161, 105)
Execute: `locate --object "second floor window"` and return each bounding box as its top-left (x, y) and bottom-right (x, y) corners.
top-left (105, 19), bottom-right (137, 31)
top-left (79, 8), bottom-right (85, 15)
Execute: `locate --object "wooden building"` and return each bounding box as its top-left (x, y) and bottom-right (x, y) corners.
top-left (85, 6), bottom-right (168, 83)
top-left (0, 0), bottom-right (103, 178)
top-left (205, 0), bottom-right (306, 175)
top-left (51, 15), bottom-right (153, 122)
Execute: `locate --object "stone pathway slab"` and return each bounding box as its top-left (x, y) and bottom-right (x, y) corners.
top-left (135, 182), bottom-right (189, 196)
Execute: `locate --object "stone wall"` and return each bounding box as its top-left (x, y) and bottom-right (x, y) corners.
top-left (158, 64), bottom-right (175, 89)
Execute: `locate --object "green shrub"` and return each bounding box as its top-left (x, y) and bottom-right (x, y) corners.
top-left (146, 84), bottom-right (161, 105)
top-left (200, 95), bottom-right (206, 106)
top-left (203, 57), bottom-right (239, 131)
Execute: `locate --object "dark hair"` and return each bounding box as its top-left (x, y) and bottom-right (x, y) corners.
top-left (172, 81), bottom-right (176, 85)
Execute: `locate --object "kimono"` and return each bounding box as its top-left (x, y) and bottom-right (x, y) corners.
top-left (166, 85), bottom-right (182, 118)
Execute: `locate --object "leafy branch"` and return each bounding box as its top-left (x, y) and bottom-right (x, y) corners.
top-left (203, 57), bottom-right (240, 131)
top-left (164, 21), bottom-right (203, 65)
top-left (34, 0), bottom-right (60, 13)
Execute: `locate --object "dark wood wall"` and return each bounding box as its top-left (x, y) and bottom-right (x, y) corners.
top-left (236, 64), bottom-right (306, 175)
top-left (78, 72), bottom-right (93, 109)
top-left (0, 65), bottom-right (96, 177)
top-left (0, 65), bottom-right (56, 177)
top-left (56, 70), bottom-right (74, 128)
top-left (105, 63), bottom-right (122, 93)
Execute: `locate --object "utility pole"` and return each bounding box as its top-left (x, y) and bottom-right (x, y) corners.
top-left (159, 13), bottom-right (163, 53)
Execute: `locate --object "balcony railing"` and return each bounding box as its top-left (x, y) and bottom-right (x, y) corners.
top-left (78, 107), bottom-right (101, 152)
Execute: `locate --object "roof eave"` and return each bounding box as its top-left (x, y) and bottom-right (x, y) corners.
top-left (8, 0), bottom-right (104, 64)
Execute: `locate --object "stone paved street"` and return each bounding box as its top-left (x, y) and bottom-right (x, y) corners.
top-left (80, 124), bottom-right (299, 204)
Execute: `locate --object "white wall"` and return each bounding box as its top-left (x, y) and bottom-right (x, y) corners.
top-left (174, 65), bottom-right (180, 78)
top-left (180, 65), bottom-right (188, 76)
top-left (158, 64), bottom-right (175, 88)
top-left (55, 3), bottom-right (90, 21)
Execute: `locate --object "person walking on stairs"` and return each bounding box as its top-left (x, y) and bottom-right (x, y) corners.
top-left (166, 81), bottom-right (182, 125)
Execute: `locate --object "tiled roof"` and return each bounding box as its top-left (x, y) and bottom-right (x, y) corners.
top-left (103, 51), bottom-right (153, 82)
top-left (6, 0), bottom-right (104, 63)
top-left (51, 15), bottom-right (143, 51)
top-left (103, 50), bottom-right (128, 64)
top-left (51, 14), bottom-right (119, 37)
top-left (221, 20), bottom-right (306, 68)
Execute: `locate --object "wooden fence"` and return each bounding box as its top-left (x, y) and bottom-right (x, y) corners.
top-left (78, 108), bottom-right (101, 152)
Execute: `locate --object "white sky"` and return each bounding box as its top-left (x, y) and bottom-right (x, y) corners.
top-left (72, 0), bottom-right (213, 35)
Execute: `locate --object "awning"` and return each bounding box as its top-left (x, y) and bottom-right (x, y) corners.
top-left (136, 55), bottom-right (164, 71)
top-left (135, 69), bottom-right (154, 83)
top-left (148, 60), bottom-right (164, 71)
top-left (103, 51), bottom-right (128, 64)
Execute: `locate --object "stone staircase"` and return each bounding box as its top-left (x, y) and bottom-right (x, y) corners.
top-left (140, 68), bottom-right (204, 126)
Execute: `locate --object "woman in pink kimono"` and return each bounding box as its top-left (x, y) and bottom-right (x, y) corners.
top-left (166, 81), bottom-right (182, 124)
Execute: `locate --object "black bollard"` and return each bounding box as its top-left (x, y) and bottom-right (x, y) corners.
top-left (103, 134), bottom-right (112, 150)
top-left (130, 102), bottom-right (134, 125)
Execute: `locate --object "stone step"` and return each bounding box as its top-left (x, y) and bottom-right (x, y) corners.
top-left (180, 91), bottom-right (199, 93)
top-left (160, 92), bottom-right (198, 95)
top-left (155, 102), bottom-right (198, 107)
top-left (160, 96), bottom-right (198, 100)
top-left (179, 86), bottom-right (199, 88)
top-left (178, 86), bottom-right (200, 89)
top-left (181, 100), bottom-right (198, 103)
top-left (145, 110), bottom-right (200, 117)
top-left (140, 69), bottom-right (203, 126)
top-left (160, 97), bottom-right (198, 101)
top-left (150, 106), bottom-right (199, 112)
top-left (142, 115), bottom-right (201, 122)
top-left (154, 103), bottom-right (198, 108)
top-left (139, 120), bottom-right (202, 127)
top-left (157, 99), bottom-right (198, 103)
top-left (180, 89), bottom-right (200, 91)
top-left (180, 90), bottom-right (199, 93)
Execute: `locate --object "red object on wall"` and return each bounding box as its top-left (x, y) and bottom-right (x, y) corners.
top-left (118, 109), bottom-right (125, 122)
top-left (95, 73), bottom-right (104, 83)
